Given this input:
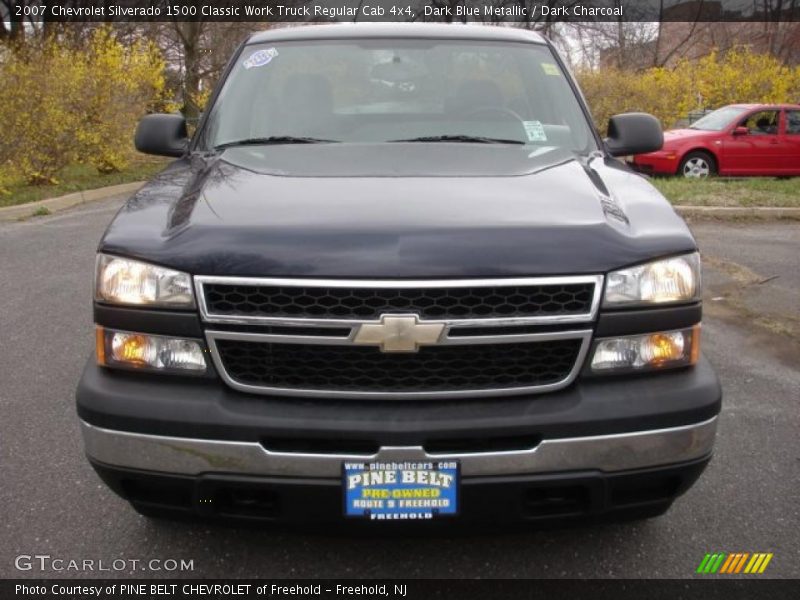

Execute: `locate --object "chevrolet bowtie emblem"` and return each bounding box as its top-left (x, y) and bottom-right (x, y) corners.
top-left (352, 315), bottom-right (446, 353)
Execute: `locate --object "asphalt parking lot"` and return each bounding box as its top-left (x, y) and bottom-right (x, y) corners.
top-left (1, 196), bottom-right (798, 579)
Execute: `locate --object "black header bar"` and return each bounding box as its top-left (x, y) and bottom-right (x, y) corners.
top-left (4, 579), bottom-right (799, 600)
top-left (5, 0), bottom-right (800, 23)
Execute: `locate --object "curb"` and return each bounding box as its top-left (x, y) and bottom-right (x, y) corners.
top-left (0, 181), bottom-right (145, 222)
top-left (675, 205), bottom-right (800, 221)
top-left (2, 181), bottom-right (799, 222)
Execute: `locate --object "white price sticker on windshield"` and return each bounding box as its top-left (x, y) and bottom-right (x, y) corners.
top-left (523, 121), bottom-right (547, 142)
top-left (542, 63), bottom-right (561, 76)
top-left (243, 48), bottom-right (278, 70)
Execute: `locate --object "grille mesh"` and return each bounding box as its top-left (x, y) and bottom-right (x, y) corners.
top-left (215, 339), bottom-right (581, 394)
top-left (203, 282), bottom-right (595, 320)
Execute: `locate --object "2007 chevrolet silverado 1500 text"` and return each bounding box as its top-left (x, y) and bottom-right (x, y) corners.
top-left (76, 24), bottom-right (721, 525)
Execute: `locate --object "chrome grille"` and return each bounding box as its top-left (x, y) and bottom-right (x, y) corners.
top-left (214, 337), bottom-right (582, 396)
top-left (202, 281), bottom-right (594, 320)
top-left (196, 276), bottom-right (603, 326)
top-left (197, 276), bottom-right (601, 399)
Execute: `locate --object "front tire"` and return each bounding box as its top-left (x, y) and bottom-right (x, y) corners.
top-left (679, 151), bottom-right (716, 178)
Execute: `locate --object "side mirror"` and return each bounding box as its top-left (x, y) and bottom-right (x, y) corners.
top-left (604, 112), bottom-right (663, 157)
top-left (732, 126), bottom-right (749, 136)
top-left (134, 114), bottom-right (188, 157)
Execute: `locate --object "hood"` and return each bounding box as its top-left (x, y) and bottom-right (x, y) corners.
top-left (663, 128), bottom-right (718, 144)
top-left (100, 144), bottom-right (696, 277)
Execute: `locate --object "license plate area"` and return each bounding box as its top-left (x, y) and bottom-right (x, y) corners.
top-left (343, 460), bottom-right (459, 521)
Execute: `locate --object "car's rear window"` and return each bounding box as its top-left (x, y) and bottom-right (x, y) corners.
top-left (200, 38), bottom-right (595, 153)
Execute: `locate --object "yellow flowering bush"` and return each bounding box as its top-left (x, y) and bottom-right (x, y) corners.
top-left (185, 87), bottom-right (212, 136)
top-left (76, 29), bottom-right (172, 174)
top-left (578, 48), bottom-right (800, 133)
top-left (0, 43), bottom-right (87, 184)
top-left (0, 29), bottom-right (170, 184)
top-left (188, 87), bottom-right (212, 114)
top-left (0, 169), bottom-right (10, 196)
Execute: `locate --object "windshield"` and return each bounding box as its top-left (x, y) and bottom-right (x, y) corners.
top-left (689, 106), bottom-right (749, 131)
top-left (200, 39), bottom-right (596, 154)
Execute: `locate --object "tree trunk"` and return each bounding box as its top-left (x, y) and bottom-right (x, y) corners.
top-left (174, 22), bottom-right (204, 122)
top-left (1, 0), bottom-right (25, 44)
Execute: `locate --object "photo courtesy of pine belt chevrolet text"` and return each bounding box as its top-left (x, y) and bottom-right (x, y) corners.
top-left (75, 23), bottom-right (721, 525)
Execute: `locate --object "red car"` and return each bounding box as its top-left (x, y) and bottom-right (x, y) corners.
top-left (631, 103), bottom-right (800, 177)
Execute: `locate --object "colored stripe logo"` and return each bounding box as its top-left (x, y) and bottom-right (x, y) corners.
top-left (696, 552), bottom-right (773, 574)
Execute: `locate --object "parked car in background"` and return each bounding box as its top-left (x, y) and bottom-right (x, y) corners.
top-left (631, 103), bottom-right (800, 177)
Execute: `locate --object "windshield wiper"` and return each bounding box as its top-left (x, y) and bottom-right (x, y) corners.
top-left (389, 135), bottom-right (524, 145)
top-left (213, 136), bottom-right (338, 150)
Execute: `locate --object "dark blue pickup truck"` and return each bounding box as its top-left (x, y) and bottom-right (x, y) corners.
top-left (76, 23), bottom-right (720, 526)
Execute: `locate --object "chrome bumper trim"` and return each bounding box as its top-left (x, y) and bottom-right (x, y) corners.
top-left (81, 417), bottom-right (717, 478)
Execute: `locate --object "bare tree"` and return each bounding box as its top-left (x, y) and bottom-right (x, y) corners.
top-left (0, 0), bottom-right (14, 42)
top-left (1, 0), bottom-right (29, 43)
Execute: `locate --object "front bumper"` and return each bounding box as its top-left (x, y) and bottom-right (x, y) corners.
top-left (630, 153), bottom-right (680, 176)
top-left (90, 457), bottom-right (711, 525)
top-left (77, 357), bottom-right (720, 523)
top-left (81, 418), bottom-right (716, 479)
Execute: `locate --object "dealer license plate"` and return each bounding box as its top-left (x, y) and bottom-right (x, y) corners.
top-left (343, 460), bottom-right (459, 520)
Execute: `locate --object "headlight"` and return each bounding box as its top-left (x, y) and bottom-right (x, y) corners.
top-left (95, 254), bottom-right (194, 308)
top-left (590, 326), bottom-right (700, 374)
top-left (603, 252), bottom-right (700, 307)
top-left (96, 327), bottom-right (207, 374)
